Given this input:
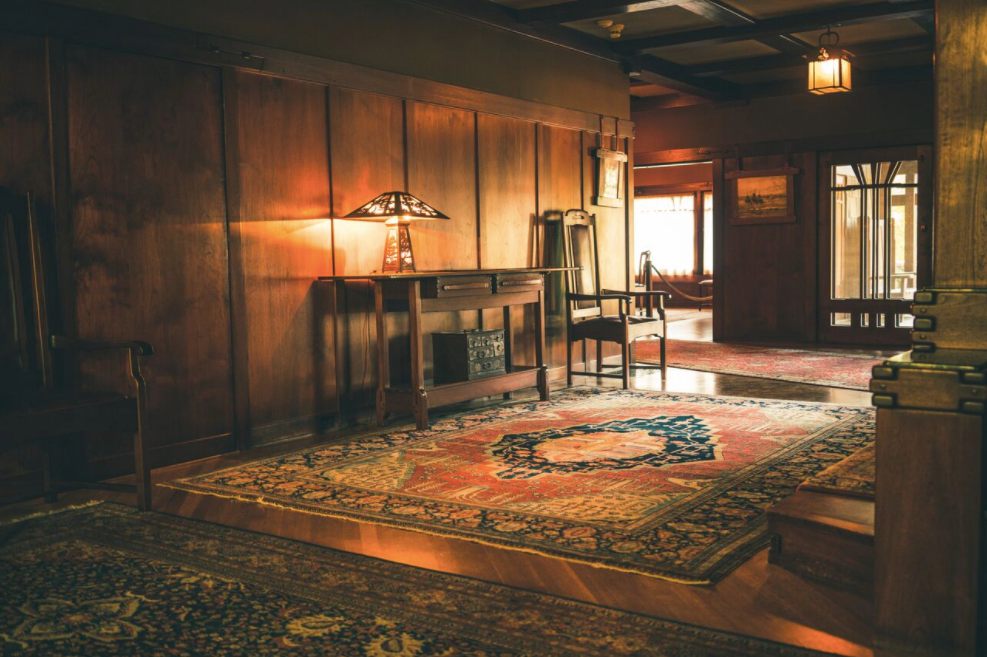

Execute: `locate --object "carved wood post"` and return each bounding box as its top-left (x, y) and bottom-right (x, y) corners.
top-left (873, 1), bottom-right (987, 654)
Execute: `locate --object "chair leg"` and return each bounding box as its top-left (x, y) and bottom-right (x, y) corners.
top-left (660, 335), bottom-right (668, 379)
top-left (566, 338), bottom-right (573, 387)
top-left (596, 340), bottom-right (603, 372)
top-left (42, 440), bottom-right (57, 503)
top-left (582, 338), bottom-right (588, 372)
top-left (621, 340), bottom-right (631, 389)
top-left (133, 414), bottom-right (151, 511)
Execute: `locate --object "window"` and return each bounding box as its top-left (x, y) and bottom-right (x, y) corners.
top-left (831, 160), bottom-right (919, 301)
top-left (633, 191), bottom-right (713, 276)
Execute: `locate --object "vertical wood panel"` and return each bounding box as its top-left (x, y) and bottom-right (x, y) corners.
top-left (406, 101), bottom-right (480, 376)
top-left (67, 46), bottom-right (232, 452)
top-left (330, 88), bottom-right (404, 276)
top-left (478, 114), bottom-right (537, 268)
top-left (227, 70), bottom-right (334, 444)
top-left (0, 33), bottom-right (52, 202)
top-left (538, 125), bottom-right (582, 367)
top-left (478, 114), bottom-right (537, 366)
top-left (406, 101), bottom-right (478, 271)
top-left (329, 88), bottom-right (405, 409)
top-left (934, 0), bottom-right (987, 287)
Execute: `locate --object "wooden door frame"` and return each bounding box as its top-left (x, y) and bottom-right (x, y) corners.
top-left (817, 144), bottom-right (933, 345)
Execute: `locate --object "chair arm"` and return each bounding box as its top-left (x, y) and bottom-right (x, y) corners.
top-left (568, 292), bottom-right (632, 318)
top-left (568, 292), bottom-right (632, 302)
top-left (50, 335), bottom-right (154, 357)
top-left (50, 335), bottom-right (153, 402)
top-left (603, 288), bottom-right (672, 299)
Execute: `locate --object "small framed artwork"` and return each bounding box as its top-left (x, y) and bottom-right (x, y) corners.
top-left (726, 168), bottom-right (798, 225)
top-left (593, 148), bottom-right (628, 208)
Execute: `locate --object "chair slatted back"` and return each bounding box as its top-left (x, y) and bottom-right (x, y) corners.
top-left (560, 209), bottom-right (602, 320)
top-left (0, 188), bottom-right (53, 404)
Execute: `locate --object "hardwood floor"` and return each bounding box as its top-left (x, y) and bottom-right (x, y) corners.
top-left (1, 325), bottom-right (882, 657)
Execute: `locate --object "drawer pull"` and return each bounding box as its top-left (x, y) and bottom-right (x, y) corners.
top-left (500, 279), bottom-right (541, 287)
top-left (441, 282), bottom-right (490, 291)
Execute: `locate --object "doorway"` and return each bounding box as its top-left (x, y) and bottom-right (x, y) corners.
top-left (818, 147), bottom-right (932, 345)
top-left (633, 161), bottom-right (714, 341)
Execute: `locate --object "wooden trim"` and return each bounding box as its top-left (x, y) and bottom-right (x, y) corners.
top-left (2, 1), bottom-right (631, 136)
top-left (219, 68), bottom-right (252, 452)
top-left (634, 129), bottom-right (935, 166)
top-left (724, 166), bottom-right (800, 179)
top-left (635, 182), bottom-right (711, 196)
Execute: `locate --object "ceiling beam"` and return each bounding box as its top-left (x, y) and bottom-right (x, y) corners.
top-left (628, 53), bottom-right (741, 99)
top-left (516, 1), bottom-right (682, 25)
top-left (688, 35), bottom-right (932, 77)
top-left (679, 0), bottom-right (811, 55)
top-left (614, 0), bottom-right (933, 52)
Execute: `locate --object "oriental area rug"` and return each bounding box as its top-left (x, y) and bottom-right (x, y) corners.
top-left (635, 339), bottom-right (881, 390)
top-left (0, 503), bottom-right (842, 657)
top-left (168, 389), bottom-right (874, 584)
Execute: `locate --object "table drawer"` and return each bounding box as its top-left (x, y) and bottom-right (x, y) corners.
top-left (422, 275), bottom-right (493, 298)
top-left (495, 273), bottom-right (543, 293)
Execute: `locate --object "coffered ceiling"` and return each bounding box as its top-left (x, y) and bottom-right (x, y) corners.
top-left (403, 0), bottom-right (933, 109)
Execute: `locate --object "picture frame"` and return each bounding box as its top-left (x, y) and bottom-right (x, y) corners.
top-left (726, 167), bottom-right (798, 225)
top-left (593, 148), bottom-right (628, 208)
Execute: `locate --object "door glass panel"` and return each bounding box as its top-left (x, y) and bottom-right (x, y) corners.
top-left (830, 160), bottom-right (919, 302)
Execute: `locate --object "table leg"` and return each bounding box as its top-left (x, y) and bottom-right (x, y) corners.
top-left (535, 286), bottom-right (549, 401)
top-left (502, 304), bottom-right (513, 399)
top-left (408, 280), bottom-right (428, 429)
top-left (374, 281), bottom-right (389, 426)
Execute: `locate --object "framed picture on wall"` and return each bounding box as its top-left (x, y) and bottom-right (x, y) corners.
top-left (593, 148), bottom-right (628, 208)
top-left (726, 168), bottom-right (798, 224)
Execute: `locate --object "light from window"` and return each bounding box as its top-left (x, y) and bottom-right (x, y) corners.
top-left (634, 194), bottom-right (695, 275)
top-left (702, 192), bottom-right (713, 275)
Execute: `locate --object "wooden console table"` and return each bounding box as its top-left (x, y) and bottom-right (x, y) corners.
top-left (319, 268), bottom-right (566, 429)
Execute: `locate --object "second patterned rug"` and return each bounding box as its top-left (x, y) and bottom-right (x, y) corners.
top-left (167, 389), bottom-right (874, 584)
top-left (635, 339), bottom-right (881, 390)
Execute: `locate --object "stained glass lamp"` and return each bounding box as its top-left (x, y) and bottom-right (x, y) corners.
top-left (807, 28), bottom-right (852, 95)
top-left (341, 191), bottom-right (449, 273)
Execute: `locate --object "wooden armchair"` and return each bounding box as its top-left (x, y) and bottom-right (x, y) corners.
top-left (558, 209), bottom-right (669, 388)
top-left (0, 188), bottom-right (154, 509)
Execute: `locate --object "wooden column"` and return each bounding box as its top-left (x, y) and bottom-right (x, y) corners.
top-left (873, 2), bottom-right (987, 654)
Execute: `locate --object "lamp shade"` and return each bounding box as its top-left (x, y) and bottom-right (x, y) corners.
top-left (342, 191), bottom-right (449, 223)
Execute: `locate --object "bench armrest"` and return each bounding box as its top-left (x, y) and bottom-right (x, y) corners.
top-left (50, 335), bottom-right (154, 357)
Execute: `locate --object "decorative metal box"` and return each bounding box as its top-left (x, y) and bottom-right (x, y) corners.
top-left (432, 329), bottom-right (506, 384)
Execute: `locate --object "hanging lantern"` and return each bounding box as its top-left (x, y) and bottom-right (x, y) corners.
top-left (807, 28), bottom-right (852, 95)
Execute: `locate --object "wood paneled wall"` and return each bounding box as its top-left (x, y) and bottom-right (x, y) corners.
top-left (0, 12), bottom-right (629, 497)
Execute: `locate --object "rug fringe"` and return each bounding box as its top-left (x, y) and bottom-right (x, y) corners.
top-left (157, 482), bottom-right (714, 586)
top-left (0, 499), bottom-right (104, 527)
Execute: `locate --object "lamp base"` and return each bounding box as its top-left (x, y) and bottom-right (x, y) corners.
top-left (382, 223), bottom-right (415, 273)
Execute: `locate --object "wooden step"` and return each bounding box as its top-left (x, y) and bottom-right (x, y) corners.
top-left (767, 490), bottom-right (874, 596)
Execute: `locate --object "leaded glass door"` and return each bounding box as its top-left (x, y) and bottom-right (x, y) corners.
top-left (818, 147), bottom-right (932, 345)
